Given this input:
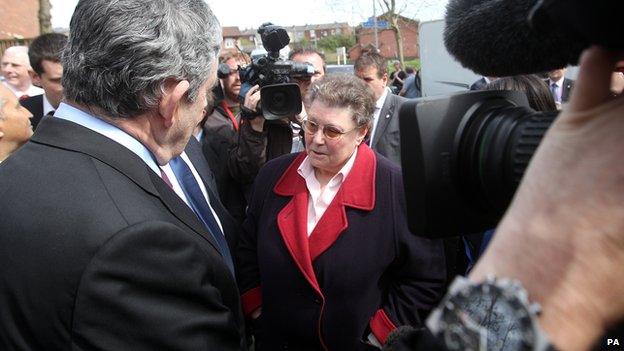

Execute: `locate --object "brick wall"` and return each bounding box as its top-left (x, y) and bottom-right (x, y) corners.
top-left (0, 0), bottom-right (40, 41)
top-left (350, 18), bottom-right (420, 60)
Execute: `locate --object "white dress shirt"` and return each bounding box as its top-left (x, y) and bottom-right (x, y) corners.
top-left (369, 87), bottom-right (390, 143)
top-left (42, 94), bottom-right (55, 116)
top-left (297, 148), bottom-right (358, 236)
top-left (2, 81), bottom-right (43, 98)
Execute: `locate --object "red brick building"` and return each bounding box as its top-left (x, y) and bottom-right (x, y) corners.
top-left (0, 0), bottom-right (39, 55)
top-left (0, 0), bottom-right (39, 40)
top-left (349, 13), bottom-right (419, 60)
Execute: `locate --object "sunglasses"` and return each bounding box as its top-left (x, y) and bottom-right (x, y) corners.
top-left (302, 120), bottom-right (360, 140)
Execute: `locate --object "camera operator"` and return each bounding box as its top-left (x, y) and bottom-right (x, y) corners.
top-left (205, 52), bottom-right (250, 143)
top-left (226, 48), bottom-right (326, 194)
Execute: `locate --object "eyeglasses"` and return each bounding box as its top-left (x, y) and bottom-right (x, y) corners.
top-left (301, 120), bottom-right (360, 140)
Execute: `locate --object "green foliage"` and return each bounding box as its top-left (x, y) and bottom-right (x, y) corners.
top-left (293, 38), bottom-right (312, 50)
top-left (316, 34), bottom-right (356, 52)
top-left (387, 58), bottom-right (421, 71)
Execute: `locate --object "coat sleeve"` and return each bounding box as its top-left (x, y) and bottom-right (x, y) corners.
top-left (370, 169), bottom-right (447, 344)
top-left (236, 167), bottom-right (265, 318)
top-left (71, 221), bottom-right (244, 351)
top-left (227, 121), bottom-right (268, 186)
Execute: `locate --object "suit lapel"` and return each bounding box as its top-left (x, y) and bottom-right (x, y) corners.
top-left (32, 117), bottom-right (223, 255)
top-left (274, 153), bottom-right (323, 296)
top-left (184, 137), bottom-right (239, 249)
top-left (148, 169), bottom-right (222, 252)
top-left (372, 94), bottom-right (395, 148)
top-left (185, 137), bottom-right (219, 195)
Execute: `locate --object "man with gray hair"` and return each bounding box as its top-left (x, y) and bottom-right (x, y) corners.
top-left (0, 0), bottom-right (245, 349)
top-left (1, 46), bottom-right (44, 98)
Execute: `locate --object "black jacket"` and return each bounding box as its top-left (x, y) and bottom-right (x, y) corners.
top-left (228, 119), bottom-right (293, 187)
top-left (19, 94), bottom-right (45, 130)
top-left (0, 116), bottom-right (246, 350)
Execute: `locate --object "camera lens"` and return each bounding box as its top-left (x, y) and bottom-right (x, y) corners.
top-left (458, 104), bottom-right (557, 214)
top-left (260, 83), bottom-right (302, 120)
top-left (399, 91), bottom-right (559, 237)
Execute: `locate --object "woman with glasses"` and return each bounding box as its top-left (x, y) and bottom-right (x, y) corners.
top-left (237, 74), bottom-right (446, 351)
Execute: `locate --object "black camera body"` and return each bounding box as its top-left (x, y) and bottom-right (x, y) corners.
top-left (399, 0), bottom-right (621, 239)
top-left (238, 23), bottom-right (315, 120)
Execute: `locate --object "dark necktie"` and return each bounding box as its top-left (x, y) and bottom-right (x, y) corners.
top-left (46, 110), bottom-right (55, 117)
top-left (169, 157), bottom-right (235, 274)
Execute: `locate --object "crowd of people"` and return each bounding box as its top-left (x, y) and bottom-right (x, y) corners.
top-left (0, 0), bottom-right (623, 350)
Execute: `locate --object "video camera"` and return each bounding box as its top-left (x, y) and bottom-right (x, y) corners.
top-left (238, 23), bottom-right (316, 120)
top-left (400, 0), bottom-right (623, 239)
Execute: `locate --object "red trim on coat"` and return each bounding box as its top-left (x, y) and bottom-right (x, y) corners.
top-left (273, 143), bottom-right (377, 289)
top-left (369, 309), bottom-right (397, 345)
top-left (241, 286), bottom-right (262, 318)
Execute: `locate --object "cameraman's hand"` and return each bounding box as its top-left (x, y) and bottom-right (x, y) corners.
top-left (244, 84), bottom-right (265, 132)
top-left (470, 46), bottom-right (624, 351)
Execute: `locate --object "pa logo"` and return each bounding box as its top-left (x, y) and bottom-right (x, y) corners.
top-left (607, 338), bottom-right (620, 346)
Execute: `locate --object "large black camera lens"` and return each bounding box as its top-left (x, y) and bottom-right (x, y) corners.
top-left (260, 83), bottom-right (302, 120)
top-left (399, 91), bottom-right (557, 238)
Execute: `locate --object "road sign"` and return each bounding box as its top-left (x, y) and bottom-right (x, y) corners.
top-left (361, 20), bottom-right (389, 29)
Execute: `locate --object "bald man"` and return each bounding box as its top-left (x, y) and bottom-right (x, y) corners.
top-left (1, 46), bottom-right (43, 98)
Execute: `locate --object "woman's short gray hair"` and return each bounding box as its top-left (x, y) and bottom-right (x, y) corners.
top-left (305, 73), bottom-right (375, 127)
top-left (62, 0), bottom-right (221, 119)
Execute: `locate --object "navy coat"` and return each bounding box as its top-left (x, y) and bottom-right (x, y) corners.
top-left (237, 144), bottom-right (446, 350)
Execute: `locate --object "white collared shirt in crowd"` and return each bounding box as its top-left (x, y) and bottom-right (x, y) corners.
top-left (43, 94), bottom-right (54, 116)
top-left (369, 87), bottom-right (390, 143)
top-left (2, 81), bottom-right (43, 98)
top-left (297, 147), bottom-right (358, 236)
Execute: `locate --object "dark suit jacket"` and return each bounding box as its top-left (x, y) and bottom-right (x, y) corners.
top-left (237, 144), bottom-right (446, 350)
top-left (0, 117), bottom-right (245, 350)
top-left (19, 94), bottom-right (45, 130)
top-left (371, 93), bottom-right (407, 165)
top-left (185, 136), bottom-right (243, 251)
top-left (546, 77), bottom-right (575, 103)
top-left (561, 78), bottom-right (575, 103)
top-left (200, 127), bottom-right (247, 223)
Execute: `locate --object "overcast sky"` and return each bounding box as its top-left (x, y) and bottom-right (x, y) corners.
top-left (51, 0), bottom-right (449, 30)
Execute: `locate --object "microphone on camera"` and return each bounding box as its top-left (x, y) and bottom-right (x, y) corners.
top-left (443, 0), bottom-right (586, 76)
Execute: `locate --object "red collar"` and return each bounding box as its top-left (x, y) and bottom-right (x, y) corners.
top-left (274, 143), bottom-right (376, 210)
top-left (274, 143), bottom-right (376, 295)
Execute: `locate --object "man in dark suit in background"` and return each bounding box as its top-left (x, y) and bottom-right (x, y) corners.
top-left (19, 33), bottom-right (67, 130)
top-left (546, 67), bottom-right (575, 106)
top-left (355, 51), bottom-right (407, 165)
top-left (0, 0), bottom-right (246, 350)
